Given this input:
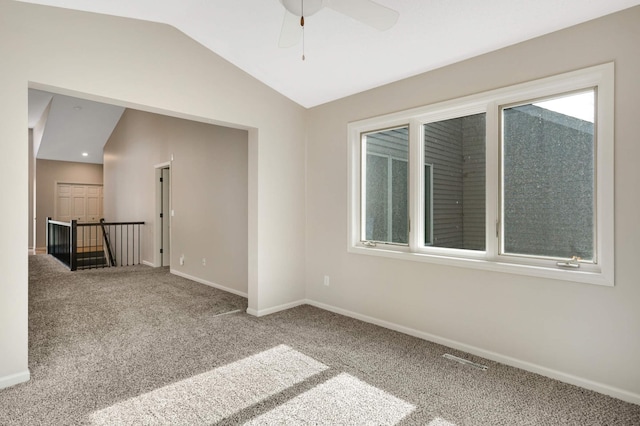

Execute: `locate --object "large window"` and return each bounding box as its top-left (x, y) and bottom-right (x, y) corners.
top-left (348, 64), bottom-right (614, 286)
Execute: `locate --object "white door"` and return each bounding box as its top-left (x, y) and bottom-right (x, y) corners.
top-left (86, 185), bottom-right (101, 222)
top-left (56, 184), bottom-right (72, 222)
top-left (56, 183), bottom-right (104, 250)
top-left (86, 185), bottom-right (103, 247)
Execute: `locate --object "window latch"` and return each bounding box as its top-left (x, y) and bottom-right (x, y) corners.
top-left (556, 256), bottom-right (581, 269)
top-left (362, 240), bottom-right (377, 248)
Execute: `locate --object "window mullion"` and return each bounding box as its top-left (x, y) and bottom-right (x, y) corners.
top-left (485, 102), bottom-right (499, 260)
top-left (387, 156), bottom-right (393, 242)
top-left (409, 119), bottom-right (422, 251)
top-left (359, 134), bottom-right (367, 243)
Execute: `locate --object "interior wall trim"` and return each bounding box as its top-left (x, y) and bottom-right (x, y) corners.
top-left (170, 269), bottom-right (248, 298)
top-left (246, 299), bottom-right (306, 317)
top-left (304, 299), bottom-right (640, 406)
top-left (0, 370), bottom-right (30, 391)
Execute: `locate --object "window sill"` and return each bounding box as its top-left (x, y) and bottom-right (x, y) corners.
top-left (348, 245), bottom-right (613, 287)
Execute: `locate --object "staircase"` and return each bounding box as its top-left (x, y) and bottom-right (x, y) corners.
top-left (46, 218), bottom-right (145, 271)
top-left (76, 250), bottom-right (108, 269)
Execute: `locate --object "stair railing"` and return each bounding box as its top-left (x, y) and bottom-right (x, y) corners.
top-left (98, 220), bottom-right (145, 267)
top-left (100, 218), bottom-right (116, 267)
top-left (46, 217), bottom-right (77, 270)
top-left (46, 217), bottom-right (145, 270)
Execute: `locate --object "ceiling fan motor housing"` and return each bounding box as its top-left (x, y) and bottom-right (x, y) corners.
top-left (280, 0), bottom-right (324, 16)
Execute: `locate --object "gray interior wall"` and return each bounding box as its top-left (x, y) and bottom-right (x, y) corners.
top-left (104, 108), bottom-right (249, 295)
top-left (28, 130), bottom-right (34, 250)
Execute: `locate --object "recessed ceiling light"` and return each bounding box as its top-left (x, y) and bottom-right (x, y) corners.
top-left (82, 152), bottom-right (89, 157)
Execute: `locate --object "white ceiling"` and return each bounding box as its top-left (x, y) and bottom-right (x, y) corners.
top-left (23, 0), bottom-right (640, 163)
top-left (30, 90), bottom-right (124, 164)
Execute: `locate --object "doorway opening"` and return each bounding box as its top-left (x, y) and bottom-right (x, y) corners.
top-left (155, 164), bottom-right (171, 267)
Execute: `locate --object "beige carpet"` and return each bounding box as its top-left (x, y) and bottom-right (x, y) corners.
top-left (0, 254), bottom-right (638, 425)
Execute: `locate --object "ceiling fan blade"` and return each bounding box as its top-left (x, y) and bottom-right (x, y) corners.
top-left (279, 10), bottom-right (302, 48)
top-left (327, 0), bottom-right (399, 31)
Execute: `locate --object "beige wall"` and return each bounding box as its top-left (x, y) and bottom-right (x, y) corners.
top-left (30, 99), bottom-right (51, 250)
top-left (104, 109), bottom-right (248, 295)
top-left (28, 130), bottom-right (34, 249)
top-left (34, 159), bottom-right (103, 250)
top-left (305, 6), bottom-right (640, 402)
top-left (3, 0), bottom-right (639, 404)
top-left (0, 0), bottom-right (306, 389)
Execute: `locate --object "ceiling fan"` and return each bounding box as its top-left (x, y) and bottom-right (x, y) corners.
top-left (278, 0), bottom-right (399, 49)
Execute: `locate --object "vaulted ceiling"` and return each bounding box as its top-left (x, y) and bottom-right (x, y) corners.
top-left (23, 0), bottom-right (640, 163)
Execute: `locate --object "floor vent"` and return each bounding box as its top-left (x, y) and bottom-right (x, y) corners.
top-left (443, 353), bottom-right (488, 371)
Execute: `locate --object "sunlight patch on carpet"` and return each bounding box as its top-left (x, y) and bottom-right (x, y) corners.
top-left (89, 345), bottom-right (328, 425)
top-left (244, 373), bottom-right (415, 425)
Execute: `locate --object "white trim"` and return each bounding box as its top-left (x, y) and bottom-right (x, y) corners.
top-left (0, 370), bottom-right (30, 390)
top-left (142, 260), bottom-right (156, 267)
top-left (170, 269), bottom-right (248, 298)
top-left (246, 299), bottom-right (306, 317)
top-left (304, 299), bottom-right (640, 405)
top-left (348, 63), bottom-right (615, 287)
top-left (347, 245), bottom-right (612, 286)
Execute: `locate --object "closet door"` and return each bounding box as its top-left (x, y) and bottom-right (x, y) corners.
top-left (56, 183), bottom-right (104, 249)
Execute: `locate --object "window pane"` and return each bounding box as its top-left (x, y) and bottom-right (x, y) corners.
top-left (391, 159), bottom-right (408, 243)
top-left (502, 90), bottom-right (595, 261)
top-left (365, 154), bottom-right (389, 242)
top-left (424, 113), bottom-right (486, 250)
top-left (424, 164), bottom-right (432, 245)
top-left (363, 127), bottom-right (409, 244)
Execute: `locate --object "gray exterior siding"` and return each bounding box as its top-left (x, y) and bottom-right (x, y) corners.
top-left (363, 106), bottom-right (591, 260)
top-left (503, 105), bottom-right (594, 260)
top-left (425, 113), bottom-right (485, 250)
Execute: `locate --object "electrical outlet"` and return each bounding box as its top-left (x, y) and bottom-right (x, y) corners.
top-left (202, 258), bottom-right (206, 266)
top-left (179, 255), bottom-right (185, 266)
top-left (323, 275), bottom-right (330, 286)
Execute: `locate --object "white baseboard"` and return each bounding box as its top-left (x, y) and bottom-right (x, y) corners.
top-left (170, 269), bottom-right (248, 298)
top-left (246, 299), bottom-right (306, 317)
top-left (305, 299), bottom-right (640, 406)
top-left (0, 370), bottom-right (30, 390)
top-left (142, 260), bottom-right (156, 267)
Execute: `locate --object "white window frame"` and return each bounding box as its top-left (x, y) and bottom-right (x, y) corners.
top-left (348, 63), bottom-right (614, 286)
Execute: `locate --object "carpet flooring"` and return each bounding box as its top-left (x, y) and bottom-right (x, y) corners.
top-left (0, 254), bottom-right (638, 425)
